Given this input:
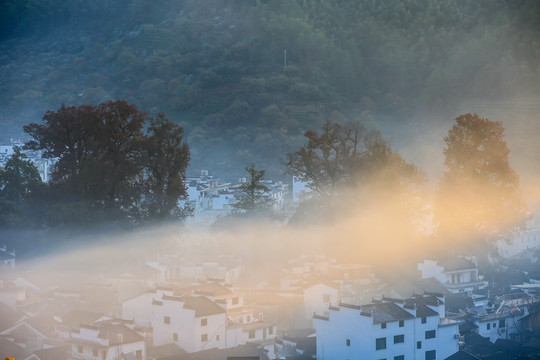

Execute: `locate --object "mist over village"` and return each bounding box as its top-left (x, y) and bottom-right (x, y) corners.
top-left (1, 1), bottom-right (540, 360)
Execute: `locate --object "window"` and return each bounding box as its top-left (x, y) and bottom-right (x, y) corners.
top-left (201, 318), bottom-right (207, 326)
top-left (201, 334), bottom-right (208, 342)
top-left (136, 350), bottom-right (142, 360)
top-left (394, 356), bottom-right (404, 360)
top-left (394, 334), bottom-right (404, 344)
top-left (487, 323), bottom-right (490, 330)
top-left (78, 346), bottom-right (83, 353)
top-left (249, 330), bottom-right (255, 339)
top-left (173, 333), bottom-right (178, 341)
top-left (425, 350), bottom-right (436, 360)
top-left (232, 297), bottom-right (239, 305)
top-left (499, 319), bottom-right (505, 328)
top-left (216, 335), bottom-right (220, 341)
top-left (269, 326), bottom-right (273, 335)
top-left (376, 337), bottom-right (386, 350)
top-left (399, 320), bottom-right (404, 327)
top-left (102, 351), bottom-right (106, 360)
top-left (417, 341), bottom-right (422, 349)
top-left (425, 330), bottom-right (436, 339)
top-left (346, 339), bottom-right (351, 346)
top-left (93, 349), bottom-right (98, 357)
top-left (247, 315), bottom-right (251, 322)
top-left (164, 316), bottom-right (170, 324)
top-left (421, 317), bottom-right (427, 324)
top-left (381, 322), bottom-right (387, 329)
top-left (493, 322), bottom-right (496, 328)
top-left (323, 294), bottom-right (331, 302)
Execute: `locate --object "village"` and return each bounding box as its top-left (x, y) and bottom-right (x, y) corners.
top-left (1, 140), bottom-right (540, 360)
top-left (1, 158), bottom-right (540, 360)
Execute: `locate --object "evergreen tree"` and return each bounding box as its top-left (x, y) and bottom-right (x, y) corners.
top-left (232, 164), bottom-right (274, 217)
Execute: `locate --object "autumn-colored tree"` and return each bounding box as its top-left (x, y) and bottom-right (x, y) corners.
top-left (286, 119), bottom-right (424, 224)
top-left (435, 113), bottom-right (528, 253)
top-left (286, 119), bottom-right (422, 203)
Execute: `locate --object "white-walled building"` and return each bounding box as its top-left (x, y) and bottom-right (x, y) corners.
top-left (314, 293), bottom-right (460, 360)
top-left (70, 322), bottom-right (145, 360)
top-left (151, 294), bottom-right (228, 352)
top-left (418, 257), bottom-right (487, 295)
top-left (303, 281), bottom-right (339, 321)
top-left (122, 288), bottom-right (173, 327)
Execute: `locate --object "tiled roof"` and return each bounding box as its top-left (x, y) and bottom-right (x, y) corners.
top-left (182, 296), bottom-right (226, 317)
top-left (361, 302), bottom-right (415, 324)
top-left (0, 339), bottom-right (27, 359)
top-left (0, 302), bottom-right (25, 331)
top-left (440, 257), bottom-right (476, 271)
top-left (174, 283), bottom-right (233, 297)
top-left (59, 309), bottom-right (107, 328)
top-left (32, 345), bottom-right (71, 360)
top-left (92, 323), bottom-right (144, 345)
top-left (161, 294), bottom-right (226, 317)
top-left (241, 321), bottom-right (275, 332)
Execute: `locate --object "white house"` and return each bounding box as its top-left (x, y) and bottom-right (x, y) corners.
top-left (303, 281), bottom-right (339, 321)
top-left (475, 310), bottom-right (526, 343)
top-left (418, 257), bottom-right (487, 295)
top-left (151, 294), bottom-right (228, 352)
top-left (241, 321), bottom-right (277, 344)
top-left (122, 288), bottom-right (173, 327)
top-left (70, 322), bottom-right (145, 360)
top-left (314, 292), bottom-right (461, 360)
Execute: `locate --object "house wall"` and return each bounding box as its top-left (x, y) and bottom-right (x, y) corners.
top-left (438, 324), bottom-right (460, 359)
top-left (71, 341), bottom-right (145, 360)
top-left (418, 260), bottom-right (445, 284)
top-left (303, 284), bottom-right (339, 320)
top-left (314, 308), bottom-right (371, 360)
top-left (122, 290), bottom-right (171, 327)
top-left (477, 317), bottom-right (521, 343)
top-left (242, 324), bottom-right (277, 344)
top-left (151, 299), bottom-right (227, 352)
top-left (226, 326), bottom-right (243, 348)
top-left (314, 305), bottom-right (459, 360)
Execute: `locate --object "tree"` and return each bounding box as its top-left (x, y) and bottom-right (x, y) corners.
top-left (286, 119), bottom-right (422, 209)
top-left (232, 164), bottom-right (274, 217)
top-left (0, 147), bottom-right (41, 202)
top-left (141, 113), bottom-right (191, 219)
top-left (23, 100), bottom-right (190, 225)
top-left (0, 147), bottom-right (42, 226)
top-left (435, 113), bottom-right (528, 253)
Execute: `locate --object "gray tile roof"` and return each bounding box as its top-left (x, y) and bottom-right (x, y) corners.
top-left (361, 302), bottom-right (415, 324)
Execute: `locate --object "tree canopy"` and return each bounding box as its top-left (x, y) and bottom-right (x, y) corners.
top-left (435, 113), bottom-right (528, 253)
top-left (21, 100), bottom-right (190, 227)
top-left (2, 0), bottom-right (540, 179)
top-left (286, 119), bottom-right (424, 223)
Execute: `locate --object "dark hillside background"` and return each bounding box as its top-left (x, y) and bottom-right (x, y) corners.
top-left (1, 0), bottom-right (539, 179)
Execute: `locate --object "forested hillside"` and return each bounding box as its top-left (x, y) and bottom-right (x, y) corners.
top-left (1, 0), bottom-right (539, 178)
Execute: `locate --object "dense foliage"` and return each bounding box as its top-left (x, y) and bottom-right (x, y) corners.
top-left (1, 0), bottom-right (539, 178)
top-left (286, 119), bottom-right (424, 224)
top-left (18, 100), bottom-right (190, 228)
top-left (435, 113), bottom-right (528, 254)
